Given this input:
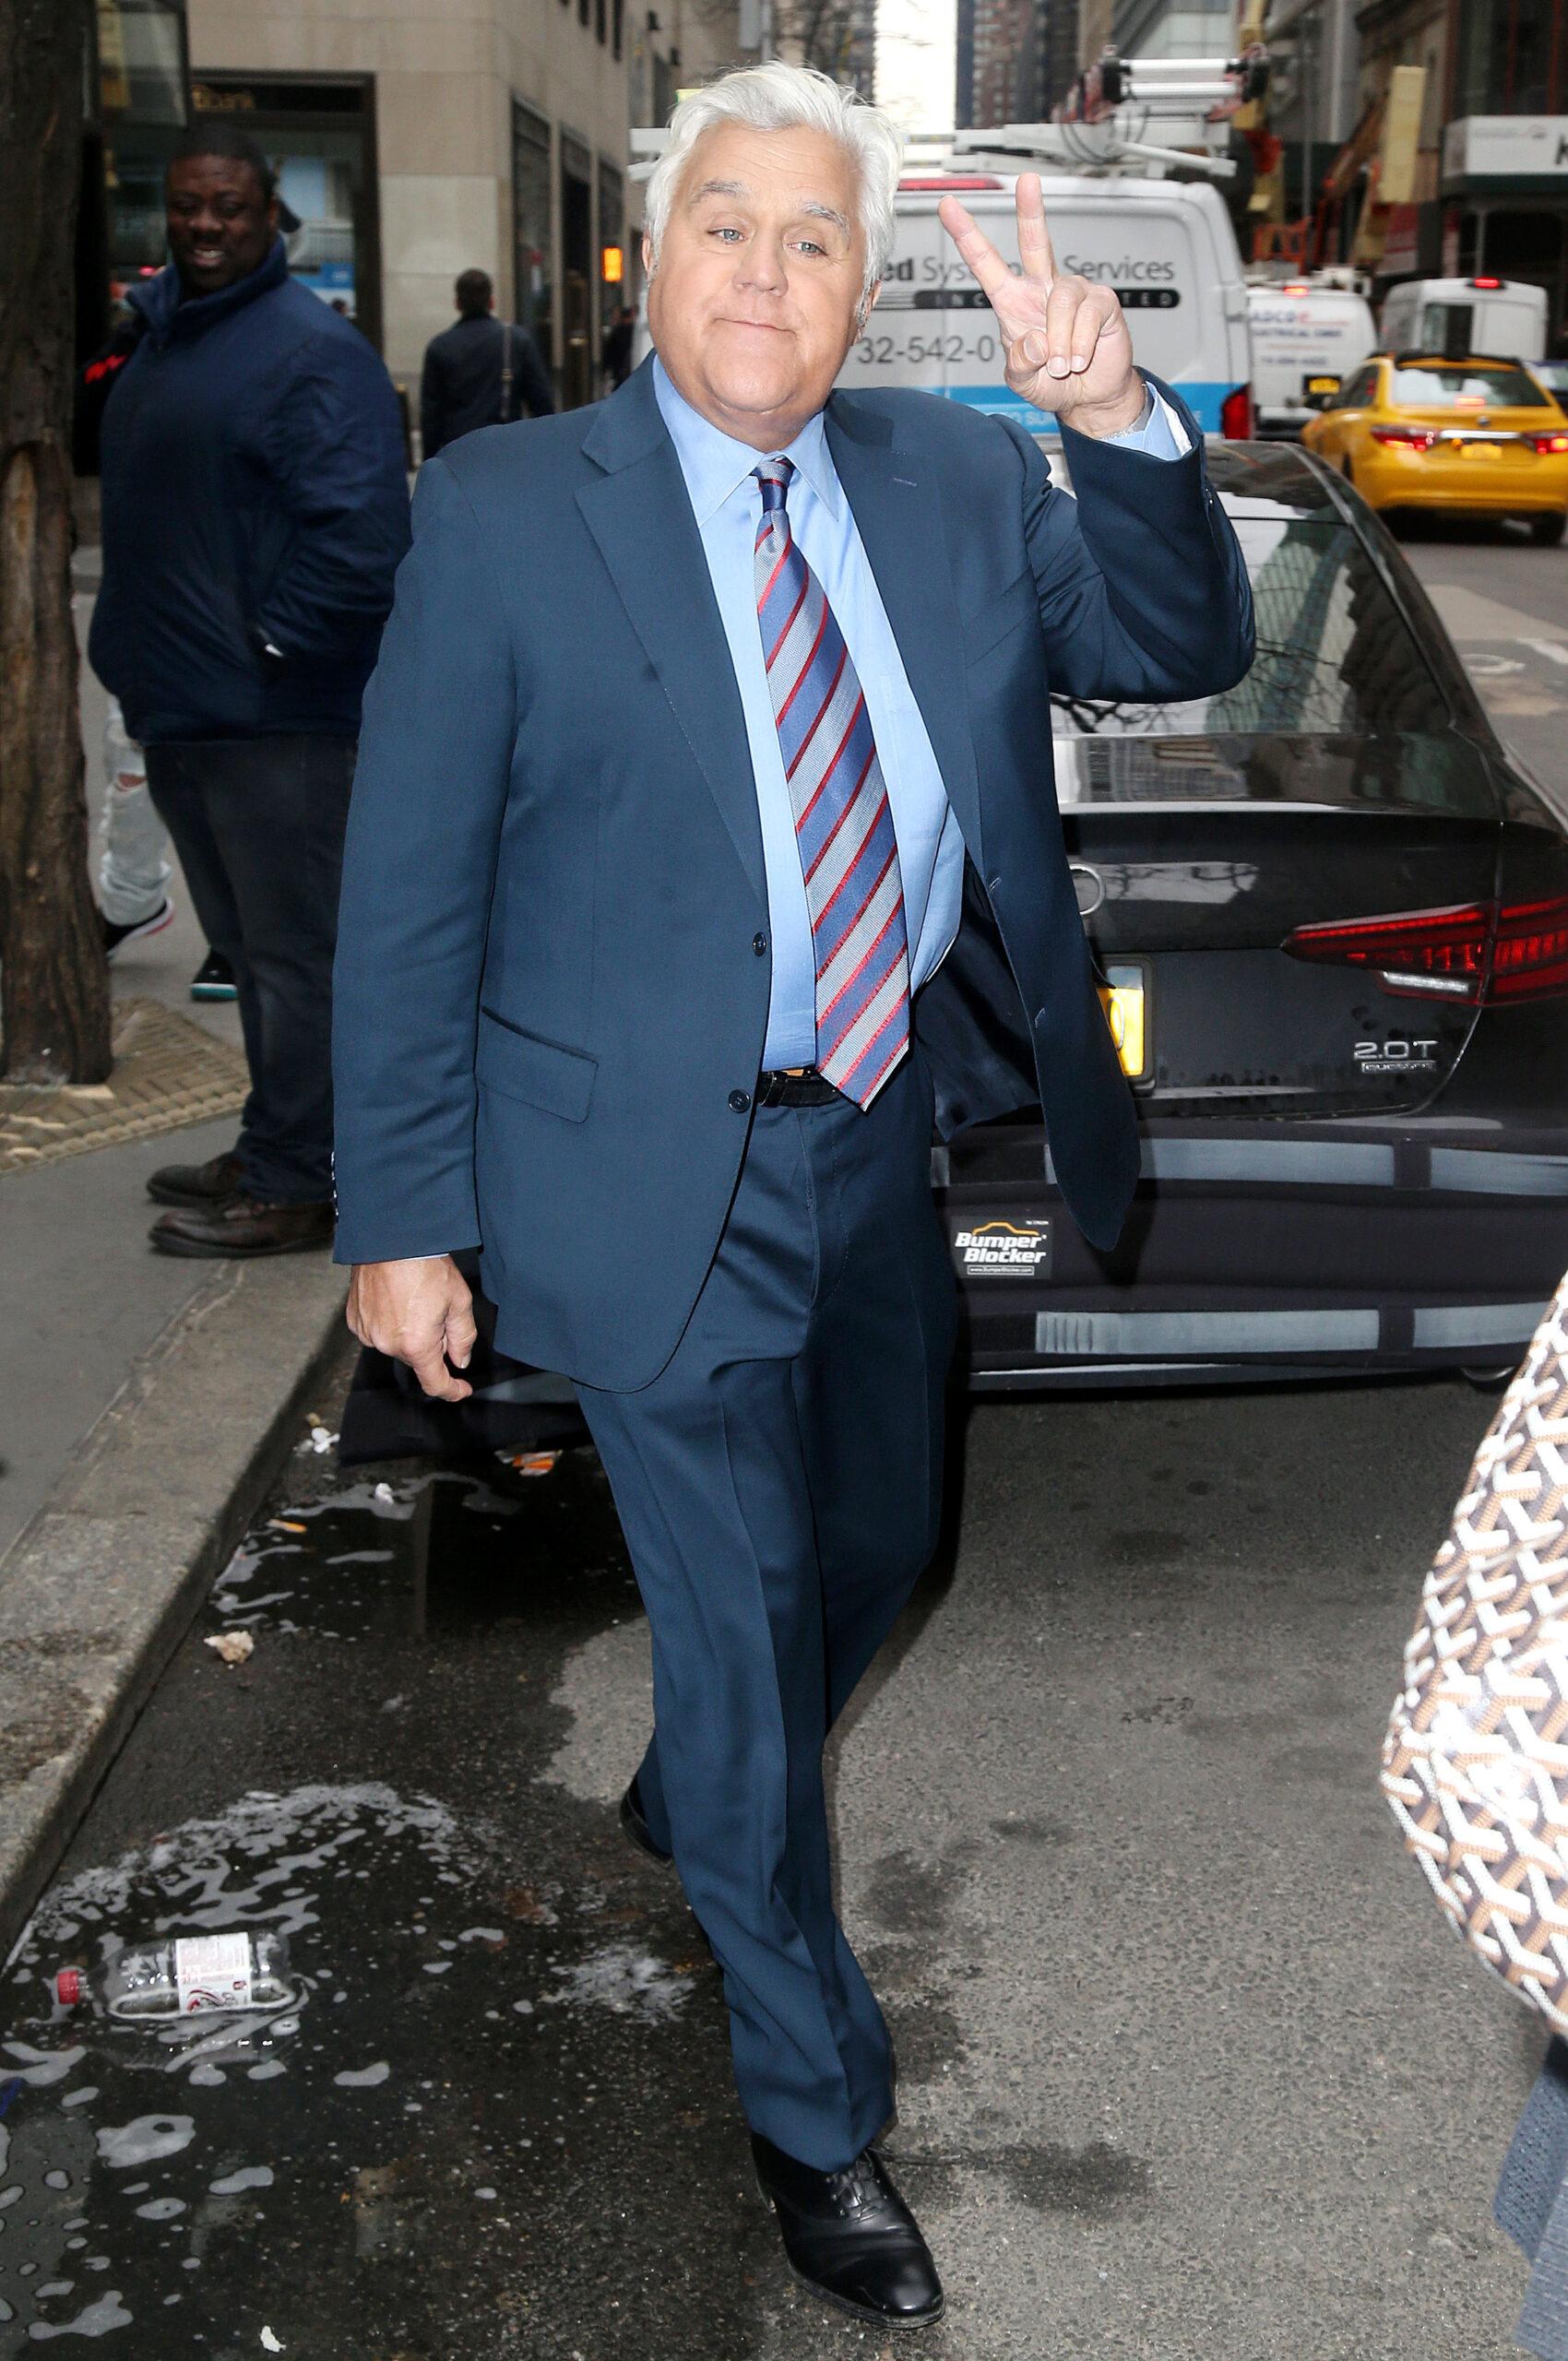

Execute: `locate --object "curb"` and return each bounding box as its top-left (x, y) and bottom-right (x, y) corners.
top-left (0, 1253), bottom-right (349, 1964)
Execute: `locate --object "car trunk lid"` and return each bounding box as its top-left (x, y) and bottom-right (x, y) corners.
top-left (1053, 729), bottom-right (1501, 1117)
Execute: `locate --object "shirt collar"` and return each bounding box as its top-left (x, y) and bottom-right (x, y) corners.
top-left (652, 354), bottom-right (842, 527)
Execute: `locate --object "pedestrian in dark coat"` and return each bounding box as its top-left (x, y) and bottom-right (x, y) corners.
top-left (89, 120), bottom-right (410, 1260)
top-left (419, 268), bottom-right (554, 457)
top-left (600, 303), bottom-right (636, 391)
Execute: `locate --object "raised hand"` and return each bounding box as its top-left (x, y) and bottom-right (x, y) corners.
top-left (937, 174), bottom-right (1146, 434)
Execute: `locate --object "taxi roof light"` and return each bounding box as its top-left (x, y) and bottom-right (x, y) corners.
top-left (1471, 275), bottom-right (1503, 289)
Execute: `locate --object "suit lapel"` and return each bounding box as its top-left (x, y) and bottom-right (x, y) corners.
top-left (577, 365), bottom-right (766, 909)
top-left (825, 396), bottom-right (983, 860)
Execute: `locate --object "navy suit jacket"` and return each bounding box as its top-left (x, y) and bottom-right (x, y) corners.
top-left (332, 357), bottom-right (1253, 1390)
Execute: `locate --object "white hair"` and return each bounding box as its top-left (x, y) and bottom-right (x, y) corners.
top-left (644, 63), bottom-right (903, 303)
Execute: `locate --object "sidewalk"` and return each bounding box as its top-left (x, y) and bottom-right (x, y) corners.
top-left (0, 590), bottom-right (350, 1956)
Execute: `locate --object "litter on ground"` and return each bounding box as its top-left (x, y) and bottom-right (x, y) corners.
top-left (204, 1631), bottom-right (255, 1667)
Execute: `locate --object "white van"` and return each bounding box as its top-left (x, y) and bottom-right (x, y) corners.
top-left (1246, 278), bottom-right (1377, 436)
top-left (836, 172), bottom-right (1253, 437)
top-left (1378, 276), bottom-right (1548, 364)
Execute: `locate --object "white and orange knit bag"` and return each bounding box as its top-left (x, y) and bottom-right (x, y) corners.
top-left (1384, 1272), bottom-right (1568, 2031)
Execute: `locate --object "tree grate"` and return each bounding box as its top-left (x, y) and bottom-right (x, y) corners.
top-left (0, 997), bottom-right (248, 1174)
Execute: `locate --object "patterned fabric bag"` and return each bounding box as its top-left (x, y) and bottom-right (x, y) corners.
top-left (1383, 1272), bottom-right (1568, 2031)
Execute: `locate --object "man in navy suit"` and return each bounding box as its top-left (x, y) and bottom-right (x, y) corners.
top-left (333, 64), bottom-right (1252, 2330)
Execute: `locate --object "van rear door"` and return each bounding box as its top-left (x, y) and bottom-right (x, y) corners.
top-left (837, 178), bottom-right (1249, 435)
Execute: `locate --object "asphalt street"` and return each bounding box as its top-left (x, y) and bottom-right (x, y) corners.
top-left (1402, 514), bottom-right (1568, 821)
top-left (1, 519), bottom-right (1565, 2361)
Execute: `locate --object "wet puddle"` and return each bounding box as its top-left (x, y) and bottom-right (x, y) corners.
top-left (0, 1433), bottom-right (744, 2356)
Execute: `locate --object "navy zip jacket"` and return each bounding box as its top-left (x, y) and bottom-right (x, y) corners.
top-left (90, 239), bottom-right (410, 743)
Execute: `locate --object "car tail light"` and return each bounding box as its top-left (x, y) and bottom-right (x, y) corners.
top-left (1527, 430), bottom-right (1568, 454)
top-left (1493, 899), bottom-right (1568, 998)
top-left (1370, 424), bottom-right (1440, 449)
top-left (1283, 896), bottom-right (1568, 1003)
top-left (1471, 275), bottom-right (1503, 289)
top-left (1219, 384), bottom-right (1254, 439)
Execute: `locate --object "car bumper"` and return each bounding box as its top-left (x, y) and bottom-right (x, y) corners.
top-left (937, 1119), bottom-right (1568, 1388)
top-left (1356, 449), bottom-right (1568, 514)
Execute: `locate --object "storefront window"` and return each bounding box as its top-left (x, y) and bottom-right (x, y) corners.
top-left (598, 158), bottom-right (624, 362)
top-left (98, 0), bottom-right (185, 125)
top-left (97, 0), bottom-right (189, 298)
top-left (561, 131), bottom-right (594, 409)
top-left (513, 101), bottom-right (554, 377)
top-left (1455, 0), bottom-right (1564, 112)
top-left (186, 77), bottom-right (382, 349)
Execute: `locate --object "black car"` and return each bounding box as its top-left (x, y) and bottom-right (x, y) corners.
top-left (938, 441), bottom-right (1568, 1389)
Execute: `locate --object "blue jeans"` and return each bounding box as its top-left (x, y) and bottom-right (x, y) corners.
top-left (145, 735), bottom-right (355, 1203)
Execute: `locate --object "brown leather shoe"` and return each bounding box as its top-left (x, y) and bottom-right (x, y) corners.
top-left (147, 1150), bottom-right (244, 1209)
top-left (149, 1193), bottom-right (335, 1259)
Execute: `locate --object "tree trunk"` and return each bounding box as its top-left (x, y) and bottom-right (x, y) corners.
top-left (0, 0), bottom-right (111, 1085)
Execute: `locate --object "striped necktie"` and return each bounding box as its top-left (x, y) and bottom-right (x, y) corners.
top-left (753, 458), bottom-right (910, 1109)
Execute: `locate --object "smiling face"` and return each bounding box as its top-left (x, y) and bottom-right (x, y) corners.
top-left (645, 120), bottom-right (874, 450)
top-left (165, 154), bottom-right (279, 298)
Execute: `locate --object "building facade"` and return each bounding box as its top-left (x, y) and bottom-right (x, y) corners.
top-left (1263, 0), bottom-right (1364, 220)
top-left (1443, 0), bottom-right (1568, 338)
top-left (184, 0), bottom-right (640, 405)
top-left (956, 0), bottom-right (1046, 125)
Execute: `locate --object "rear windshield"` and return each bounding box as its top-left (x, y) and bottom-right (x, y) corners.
top-left (1051, 516), bottom-right (1451, 741)
top-left (1389, 363), bottom-right (1549, 409)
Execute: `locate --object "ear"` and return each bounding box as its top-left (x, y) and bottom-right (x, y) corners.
top-left (854, 279), bottom-right (882, 335)
top-left (641, 229), bottom-right (655, 278)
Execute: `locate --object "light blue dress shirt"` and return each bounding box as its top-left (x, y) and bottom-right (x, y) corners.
top-left (653, 357), bottom-right (1184, 1070)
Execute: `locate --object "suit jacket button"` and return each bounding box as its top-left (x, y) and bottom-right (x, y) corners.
top-left (729, 1088), bottom-right (752, 1113)
top-left (753, 931), bottom-right (768, 956)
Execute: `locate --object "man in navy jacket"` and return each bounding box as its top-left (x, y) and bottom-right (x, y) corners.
top-left (419, 267), bottom-right (554, 458)
top-left (334, 66), bottom-right (1253, 2330)
top-left (91, 123), bottom-right (410, 1258)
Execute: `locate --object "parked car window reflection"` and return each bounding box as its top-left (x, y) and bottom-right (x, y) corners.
top-left (1052, 518), bottom-right (1452, 747)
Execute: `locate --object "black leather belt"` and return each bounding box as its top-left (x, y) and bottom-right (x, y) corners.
top-left (755, 1068), bottom-right (841, 1108)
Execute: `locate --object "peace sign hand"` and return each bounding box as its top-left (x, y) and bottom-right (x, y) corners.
top-left (937, 174), bottom-right (1146, 435)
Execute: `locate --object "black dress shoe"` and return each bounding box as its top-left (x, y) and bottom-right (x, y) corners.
top-left (146, 1150), bottom-right (243, 1209)
top-left (752, 2133), bottom-right (944, 2331)
top-left (149, 1193), bottom-right (335, 1259)
top-left (619, 1776), bottom-right (672, 1866)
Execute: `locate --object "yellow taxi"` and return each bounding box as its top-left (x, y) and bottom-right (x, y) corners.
top-left (1301, 353), bottom-right (1568, 544)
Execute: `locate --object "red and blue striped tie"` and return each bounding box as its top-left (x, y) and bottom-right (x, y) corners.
top-left (754, 458), bottom-right (910, 1109)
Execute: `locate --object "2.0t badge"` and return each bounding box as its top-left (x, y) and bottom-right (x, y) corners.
top-left (950, 1217), bottom-right (1053, 1278)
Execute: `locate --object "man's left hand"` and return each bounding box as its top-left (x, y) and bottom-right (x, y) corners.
top-left (937, 174), bottom-right (1145, 436)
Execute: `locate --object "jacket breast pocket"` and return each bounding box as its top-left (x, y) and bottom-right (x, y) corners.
top-left (963, 571), bottom-right (1039, 668)
top-left (476, 1008), bottom-right (598, 1123)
